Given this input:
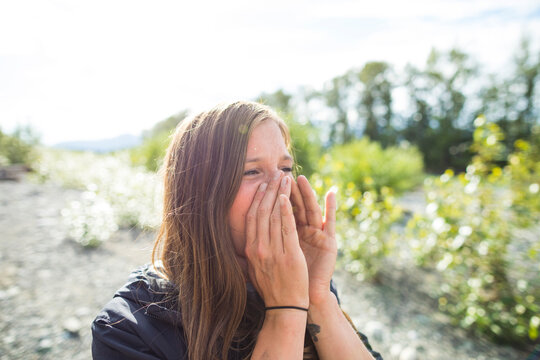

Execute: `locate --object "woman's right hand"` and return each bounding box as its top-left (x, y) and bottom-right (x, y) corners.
top-left (244, 171), bottom-right (309, 309)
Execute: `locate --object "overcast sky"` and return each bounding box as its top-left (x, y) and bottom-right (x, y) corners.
top-left (1, 0), bottom-right (540, 145)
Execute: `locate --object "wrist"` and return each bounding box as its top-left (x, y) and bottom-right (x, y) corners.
top-left (309, 288), bottom-right (337, 307)
top-left (264, 308), bottom-right (308, 331)
top-left (308, 291), bottom-right (339, 313)
top-left (255, 307), bottom-right (307, 360)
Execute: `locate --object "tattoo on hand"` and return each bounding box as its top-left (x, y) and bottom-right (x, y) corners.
top-left (307, 323), bottom-right (321, 342)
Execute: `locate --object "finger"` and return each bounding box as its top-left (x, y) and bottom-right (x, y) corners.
top-left (283, 174), bottom-right (292, 198)
top-left (297, 175), bottom-right (323, 229)
top-left (323, 188), bottom-right (337, 237)
top-left (270, 176), bottom-right (290, 253)
top-left (257, 171), bottom-right (284, 248)
top-left (290, 177), bottom-right (307, 226)
top-left (245, 182), bottom-right (268, 249)
top-left (279, 194), bottom-right (300, 254)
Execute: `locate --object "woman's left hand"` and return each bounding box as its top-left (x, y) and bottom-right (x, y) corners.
top-left (290, 175), bottom-right (337, 306)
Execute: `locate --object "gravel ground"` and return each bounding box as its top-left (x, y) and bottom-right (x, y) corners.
top-left (0, 178), bottom-right (532, 359)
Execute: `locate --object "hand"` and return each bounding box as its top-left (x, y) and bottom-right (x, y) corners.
top-left (244, 172), bottom-right (309, 308)
top-left (290, 175), bottom-right (337, 305)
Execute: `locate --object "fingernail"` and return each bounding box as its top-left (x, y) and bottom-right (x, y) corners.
top-left (273, 172), bottom-right (281, 180)
top-left (329, 185), bottom-right (338, 194)
top-left (260, 182), bottom-right (268, 192)
top-left (281, 176), bottom-right (288, 188)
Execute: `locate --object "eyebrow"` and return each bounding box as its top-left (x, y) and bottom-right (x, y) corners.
top-left (246, 155), bottom-right (293, 163)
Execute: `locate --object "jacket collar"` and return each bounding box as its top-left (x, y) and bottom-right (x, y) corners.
top-left (114, 263), bottom-right (182, 325)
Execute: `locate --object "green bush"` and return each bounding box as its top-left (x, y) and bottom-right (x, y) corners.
top-left (507, 125), bottom-right (540, 227)
top-left (129, 111), bottom-right (187, 172)
top-left (0, 126), bottom-right (39, 167)
top-left (31, 149), bottom-right (162, 242)
top-left (310, 137), bottom-right (417, 281)
top-left (311, 173), bottom-right (403, 282)
top-left (61, 190), bottom-right (118, 247)
top-left (318, 138), bottom-right (424, 195)
top-left (406, 117), bottom-right (540, 346)
top-left (129, 131), bottom-right (171, 172)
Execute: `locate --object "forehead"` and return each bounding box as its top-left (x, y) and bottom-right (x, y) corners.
top-left (246, 120), bottom-right (290, 157)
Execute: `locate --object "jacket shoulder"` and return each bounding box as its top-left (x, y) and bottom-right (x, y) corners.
top-left (91, 264), bottom-right (187, 360)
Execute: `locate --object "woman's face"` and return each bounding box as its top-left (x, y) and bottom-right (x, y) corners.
top-left (229, 120), bottom-right (294, 273)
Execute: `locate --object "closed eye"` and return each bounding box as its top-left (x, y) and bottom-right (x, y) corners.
top-left (243, 169), bottom-right (260, 176)
top-left (243, 166), bottom-right (293, 176)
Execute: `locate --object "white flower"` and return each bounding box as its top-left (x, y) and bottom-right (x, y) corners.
top-left (459, 226), bottom-right (473, 237)
top-left (517, 280), bottom-right (528, 292)
top-left (451, 235), bottom-right (465, 249)
top-left (426, 203), bottom-right (438, 215)
top-left (467, 278), bottom-right (481, 288)
top-left (432, 217), bottom-right (447, 234)
top-left (437, 253), bottom-right (453, 271)
top-left (62, 193), bottom-right (117, 247)
top-left (478, 241), bottom-right (489, 256)
top-left (464, 182), bottom-right (477, 194)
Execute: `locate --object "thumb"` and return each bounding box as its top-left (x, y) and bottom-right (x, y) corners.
top-left (323, 188), bottom-right (337, 236)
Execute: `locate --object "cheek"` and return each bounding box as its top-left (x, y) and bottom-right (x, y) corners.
top-left (229, 182), bottom-right (260, 257)
top-left (229, 182), bottom-right (260, 237)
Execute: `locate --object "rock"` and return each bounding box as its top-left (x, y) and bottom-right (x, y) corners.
top-left (63, 317), bottom-right (81, 335)
top-left (460, 340), bottom-right (474, 352)
top-left (37, 338), bottom-right (53, 353)
top-left (0, 164), bottom-right (31, 181)
top-left (6, 286), bottom-right (20, 297)
top-left (37, 269), bottom-right (52, 279)
top-left (390, 343), bottom-right (403, 358)
top-left (415, 314), bottom-right (431, 325)
top-left (364, 321), bottom-right (385, 343)
top-left (399, 346), bottom-right (418, 360)
top-left (75, 306), bottom-right (91, 317)
top-left (4, 334), bottom-right (15, 345)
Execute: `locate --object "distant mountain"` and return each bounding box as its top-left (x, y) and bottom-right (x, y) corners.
top-left (53, 134), bottom-right (143, 152)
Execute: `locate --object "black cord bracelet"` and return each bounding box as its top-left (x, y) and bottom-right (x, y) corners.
top-left (264, 306), bottom-right (309, 312)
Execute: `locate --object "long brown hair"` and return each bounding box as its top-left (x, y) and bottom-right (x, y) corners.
top-left (152, 101), bottom-right (291, 359)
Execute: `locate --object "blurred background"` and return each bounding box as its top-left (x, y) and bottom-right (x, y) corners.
top-left (1, 0), bottom-right (539, 359)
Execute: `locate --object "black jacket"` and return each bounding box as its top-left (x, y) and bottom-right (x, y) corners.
top-left (92, 264), bottom-right (382, 359)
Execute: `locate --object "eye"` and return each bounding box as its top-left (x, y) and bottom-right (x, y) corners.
top-left (243, 169), bottom-right (259, 176)
top-left (281, 167), bottom-right (293, 173)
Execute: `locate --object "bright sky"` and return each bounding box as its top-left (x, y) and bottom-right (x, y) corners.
top-left (1, 0), bottom-right (539, 145)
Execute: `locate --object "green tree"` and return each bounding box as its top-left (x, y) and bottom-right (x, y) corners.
top-left (143, 110), bottom-right (189, 139)
top-left (403, 48), bottom-right (477, 172)
top-left (356, 61), bottom-right (395, 146)
top-left (256, 89), bottom-right (322, 177)
top-left (479, 37), bottom-right (540, 149)
top-left (323, 73), bottom-right (354, 145)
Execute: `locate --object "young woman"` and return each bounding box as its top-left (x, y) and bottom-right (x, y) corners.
top-left (92, 101), bottom-right (382, 359)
